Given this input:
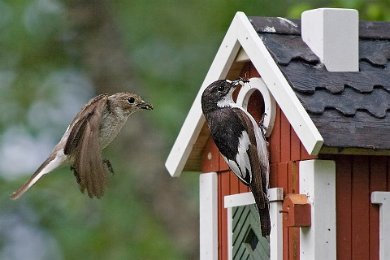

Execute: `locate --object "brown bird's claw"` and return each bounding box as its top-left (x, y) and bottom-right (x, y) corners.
top-left (103, 159), bottom-right (115, 175)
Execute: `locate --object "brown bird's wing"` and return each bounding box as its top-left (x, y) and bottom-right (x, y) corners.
top-left (64, 94), bottom-right (108, 198)
top-left (233, 108), bottom-right (271, 237)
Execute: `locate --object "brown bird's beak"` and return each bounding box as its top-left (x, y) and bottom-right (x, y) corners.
top-left (138, 101), bottom-right (153, 110)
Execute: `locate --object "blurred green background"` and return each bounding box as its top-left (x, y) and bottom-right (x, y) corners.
top-left (0, 0), bottom-right (387, 259)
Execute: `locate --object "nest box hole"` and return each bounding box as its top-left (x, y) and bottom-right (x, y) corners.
top-left (247, 89), bottom-right (265, 124)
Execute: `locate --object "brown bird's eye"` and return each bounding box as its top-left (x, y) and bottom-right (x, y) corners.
top-left (128, 97), bottom-right (135, 104)
top-left (217, 85), bottom-right (224, 92)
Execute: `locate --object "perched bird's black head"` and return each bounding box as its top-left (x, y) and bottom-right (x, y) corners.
top-left (201, 79), bottom-right (239, 114)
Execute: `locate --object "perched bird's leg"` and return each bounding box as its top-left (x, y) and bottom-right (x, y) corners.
top-left (103, 159), bottom-right (115, 175)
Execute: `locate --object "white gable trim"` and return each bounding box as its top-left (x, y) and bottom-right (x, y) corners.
top-left (165, 12), bottom-right (323, 177)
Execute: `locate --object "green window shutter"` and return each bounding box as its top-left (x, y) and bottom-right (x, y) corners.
top-left (232, 204), bottom-right (270, 260)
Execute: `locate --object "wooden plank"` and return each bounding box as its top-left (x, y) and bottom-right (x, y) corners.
top-left (299, 160), bottom-right (337, 260)
top-left (351, 156), bottom-right (370, 260)
top-left (201, 138), bottom-right (220, 173)
top-left (288, 161), bottom-right (299, 194)
top-left (219, 155), bottom-right (230, 172)
top-left (300, 142), bottom-right (317, 161)
top-left (336, 156), bottom-right (352, 260)
top-left (289, 228), bottom-right (300, 260)
top-left (388, 157), bottom-right (390, 191)
top-left (270, 164), bottom-right (278, 188)
top-left (291, 127), bottom-right (301, 161)
top-left (219, 172), bottom-right (230, 260)
top-left (371, 191), bottom-right (390, 260)
top-left (369, 156), bottom-right (387, 260)
top-left (218, 172), bottom-right (222, 260)
top-left (280, 112), bottom-right (291, 163)
top-left (230, 171), bottom-right (240, 195)
top-left (199, 173), bottom-right (218, 260)
top-left (284, 224), bottom-right (289, 260)
top-left (277, 162), bottom-right (289, 196)
top-left (270, 106), bottom-right (281, 163)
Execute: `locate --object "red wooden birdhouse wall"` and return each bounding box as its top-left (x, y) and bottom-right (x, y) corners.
top-left (166, 8), bottom-right (390, 260)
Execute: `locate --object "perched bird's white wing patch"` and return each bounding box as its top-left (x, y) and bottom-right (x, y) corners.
top-left (222, 131), bottom-right (252, 185)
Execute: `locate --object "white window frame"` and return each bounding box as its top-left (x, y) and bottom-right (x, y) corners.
top-left (371, 191), bottom-right (390, 260)
top-left (224, 188), bottom-right (284, 260)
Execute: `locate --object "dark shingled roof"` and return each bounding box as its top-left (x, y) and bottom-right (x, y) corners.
top-left (249, 17), bottom-right (390, 151)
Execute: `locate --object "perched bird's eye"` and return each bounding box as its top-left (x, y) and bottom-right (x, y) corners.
top-left (217, 85), bottom-right (225, 92)
top-left (127, 97), bottom-right (135, 104)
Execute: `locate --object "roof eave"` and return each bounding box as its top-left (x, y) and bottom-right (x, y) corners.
top-left (165, 12), bottom-right (324, 177)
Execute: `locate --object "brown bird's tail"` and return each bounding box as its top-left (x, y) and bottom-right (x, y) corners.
top-left (10, 152), bottom-right (66, 200)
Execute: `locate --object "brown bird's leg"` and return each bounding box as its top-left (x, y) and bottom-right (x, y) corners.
top-left (71, 166), bottom-right (81, 184)
top-left (103, 159), bottom-right (115, 175)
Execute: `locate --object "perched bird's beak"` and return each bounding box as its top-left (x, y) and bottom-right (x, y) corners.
top-left (137, 101), bottom-right (154, 110)
top-left (231, 77), bottom-right (249, 87)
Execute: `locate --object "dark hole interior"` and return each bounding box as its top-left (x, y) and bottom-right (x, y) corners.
top-left (247, 89), bottom-right (265, 124)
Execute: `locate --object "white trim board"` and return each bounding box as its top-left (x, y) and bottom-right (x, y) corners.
top-left (165, 11), bottom-right (323, 177)
top-left (224, 188), bottom-right (284, 260)
top-left (199, 172), bottom-right (218, 260)
top-left (371, 191), bottom-right (390, 260)
top-left (300, 160), bottom-right (336, 260)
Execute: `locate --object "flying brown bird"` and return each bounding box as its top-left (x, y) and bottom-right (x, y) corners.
top-left (11, 92), bottom-right (153, 200)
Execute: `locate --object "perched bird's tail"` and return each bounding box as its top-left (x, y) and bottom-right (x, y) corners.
top-left (10, 152), bottom-right (66, 200)
top-left (252, 188), bottom-right (271, 237)
top-left (258, 203), bottom-right (271, 237)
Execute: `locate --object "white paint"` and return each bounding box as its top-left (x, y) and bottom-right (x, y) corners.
top-left (299, 160), bottom-right (336, 260)
top-left (264, 26), bottom-right (276, 33)
top-left (269, 188), bottom-right (284, 260)
top-left (236, 77), bottom-right (276, 137)
top-left (302, 8), bottom-right (359, 72)
top-left (199, 172), bottom-right (218, 260)
top-left (277, 17), bottom-right (298, 28)
top-left (224, 188), bottom-right (284, 260)
top-left (165, 13), bottom-right (242, 178)
top-left (234, 12), bottom-right (323, 155)
top-left (165, 11), bottom-right (324, 177)
top-left (371, 191), bottom-right (390, 260)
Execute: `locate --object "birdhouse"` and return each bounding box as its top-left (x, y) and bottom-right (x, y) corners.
top-left (166, 8), bottom-right (390, 260)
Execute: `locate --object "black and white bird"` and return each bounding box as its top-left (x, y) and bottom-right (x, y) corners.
top-left (201, 79), bottom-right (270, 237)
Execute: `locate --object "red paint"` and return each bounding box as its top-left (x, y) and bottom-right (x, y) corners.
top-left (351, 156), bottom-right (370, 260)
top-left (200, 62), bottom-right (390, 260)
top-left (332, 155), bottom-right (390, 260)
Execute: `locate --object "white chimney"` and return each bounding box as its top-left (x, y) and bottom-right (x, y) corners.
top-left (301, 8), bottom-right (359, 72)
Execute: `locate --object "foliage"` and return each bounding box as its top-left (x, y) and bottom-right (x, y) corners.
top-left (0, 0), bottom-right (387, 259)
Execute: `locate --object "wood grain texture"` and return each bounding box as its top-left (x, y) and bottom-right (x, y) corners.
top-left (369, 157), bottom-right (387, 260)
top-left (351, 156), bottom-right (370, 260)
top-left (335, 156), bottom-right (353, 260)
